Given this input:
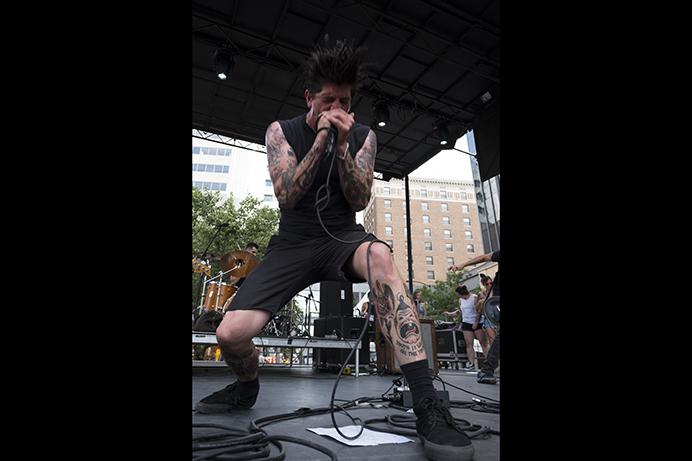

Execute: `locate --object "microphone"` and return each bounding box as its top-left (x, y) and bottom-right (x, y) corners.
top-left (323, 125), bottom-right (338, 161)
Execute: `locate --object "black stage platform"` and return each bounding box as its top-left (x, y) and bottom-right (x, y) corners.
top-left (193, 366), bottom-right (500, 460)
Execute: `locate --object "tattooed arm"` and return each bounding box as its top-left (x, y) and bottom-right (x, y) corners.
top-left (265, 121), bottom-right (329, 209)
top-left (336, 129), bottom-right (377, 212)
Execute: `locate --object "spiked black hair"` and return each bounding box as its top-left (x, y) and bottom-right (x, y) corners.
top-left (302, 38), bottom-right (368, 95)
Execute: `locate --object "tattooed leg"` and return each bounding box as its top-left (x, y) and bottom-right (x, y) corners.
top-left (369, 279), bottom-right (427, 365)
top-left (346, 241), bottom-right (427, 365)
top-left (216, 309), bottom-right (269, 381)
top-left (223, 341), bottom-right (260, 382)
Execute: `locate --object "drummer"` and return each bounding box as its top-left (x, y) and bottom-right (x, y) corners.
top-left (229, 242), bottom-right (259, 289)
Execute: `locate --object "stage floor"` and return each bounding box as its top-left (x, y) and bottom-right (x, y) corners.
top-left (193, 366), bottom-right (500, 460)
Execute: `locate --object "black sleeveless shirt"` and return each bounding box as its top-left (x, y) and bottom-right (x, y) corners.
top-left (277, 113), bottom-right (370, 238)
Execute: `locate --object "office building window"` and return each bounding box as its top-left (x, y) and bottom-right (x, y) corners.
top-left (444, 229), bottom-right (452, 239)
top-left (427, 271), bottom-right (435, 280)
top-left (265, 179), bottom-right (272, 187)
top-left (424, 228), bottom-right (431, 237)
top-left (447, 257), bottom-right (454, 266)
top-left (440, 190), bottom-right (447, 199)
top-left (193, 181), bottom-right (226, 191)
top-left (384, 212), bottom-right (392, 222)
top-left (422, 215), bottom-right (430, 224)
top-left (425, 242), bottom-right (432, 251)
top-left (385, 226), bottom-right (393, 235)
top-left (446, 243), bottom-right (454, 252)
top-left (441, 203), bottom-right (448, 212)
top-left (466, 244), bottom-right (475, 253)
top-left (442, 216), bottom-right (450, 225)
top-left (421, 189), bottom-right (428, 197)
top-left (384, 199), bottom-right (391, 208)
top-left (384, 186), bottom-right (390, 194)
top-left (460, 191), bottom-right (467, 199)
top-left (426, 256), bottom-right (433, 265)
top-left (465, 231), bottom-right (473, 239)
top-left (421, 202), bottom-right (429, 211)
top-left (264, 194), bottom-right (273, 202)
top-left (463, 217), bottom-right (471, 226)
top-left (192, 163), bottom-right (229, 173)
top-left (462, 204), bottom-right (469, 213)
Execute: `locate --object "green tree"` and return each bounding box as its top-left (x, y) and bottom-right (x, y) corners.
top-left (192, 189), bottom-right (280, 307)
top-left (419, 270), bottom-right (474, 321)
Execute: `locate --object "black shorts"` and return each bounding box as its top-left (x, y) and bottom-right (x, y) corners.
top-left (227, 225), bottom-right (380, 315)
top-left (460, 322), bottom-right (482, 332)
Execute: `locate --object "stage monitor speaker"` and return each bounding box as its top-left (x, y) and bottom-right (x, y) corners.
top-left (435, 329), bottom-right (466, 355)
top-left (376, 319), bottom-right (438, 373)
top-left (319, 281), bottom-right (353, 317)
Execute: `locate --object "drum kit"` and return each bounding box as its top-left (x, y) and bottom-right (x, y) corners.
top-left (192, 248), bottom-right (305, 338)
top-left (192, 249), bottom-right (260, 332)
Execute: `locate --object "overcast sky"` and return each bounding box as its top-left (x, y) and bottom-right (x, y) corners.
top-left (408, 133), bottom-right (475, 182)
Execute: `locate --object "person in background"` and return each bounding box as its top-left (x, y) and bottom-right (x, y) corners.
top-left (450, 251), bottom-right (500, 384)
top-left (413, 289), bottom-right (427, 319)
top-left (450, 285), bottom-right (489, 371)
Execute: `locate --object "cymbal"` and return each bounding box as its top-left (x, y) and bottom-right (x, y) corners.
top-left (220, 250), bottom-right (259, 277)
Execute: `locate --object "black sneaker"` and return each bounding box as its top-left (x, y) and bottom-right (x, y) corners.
top-left (414, 397), bottom-right (474, 461)
top-left (194, 381), bottom-right (259, 414)
top-left (477, 372), bottom-right (497, 385)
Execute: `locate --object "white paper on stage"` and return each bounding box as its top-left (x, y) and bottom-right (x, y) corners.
top-left (307, 425), bottom-right (414, 446)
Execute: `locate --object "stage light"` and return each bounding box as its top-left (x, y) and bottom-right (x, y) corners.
top-left (434, 121), bottom-right (450, 146)
top-left (373, 101), bottom-right (389, 127)
top-left (213, 48), bottom-right (234, 81)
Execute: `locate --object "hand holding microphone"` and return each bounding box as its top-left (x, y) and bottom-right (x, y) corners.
top-left (317, 109), bottom-right (355, 160)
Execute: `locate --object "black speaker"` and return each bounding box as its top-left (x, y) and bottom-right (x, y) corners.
top-left (319, 281), bottom-right (353, 317)
top-left (313, 317), bottom-right (341, 338)
top-left (313, 316), bottom-right (370, 366)
top-left (435, 329), bottom-right (465, 355)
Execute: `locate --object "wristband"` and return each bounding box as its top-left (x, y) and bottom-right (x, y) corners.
top-left (315, 126), bottom-right (330, 136)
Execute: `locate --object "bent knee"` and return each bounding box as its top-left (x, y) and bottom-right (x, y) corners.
top-left (367, 242), bottom-right (396, 273)
top-left (216, 309), bottom-right (269, 347)
top-left (216, 314), bottom-right (254, 347)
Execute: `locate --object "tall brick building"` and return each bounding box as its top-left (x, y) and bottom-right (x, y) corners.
top-left (363, 177), bottom-right (483, 288)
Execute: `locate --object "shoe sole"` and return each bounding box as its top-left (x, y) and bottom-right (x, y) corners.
top-left (194, 401), bottom-right (254, 414)
top-left (421, 436), bottom-right (475, 461)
